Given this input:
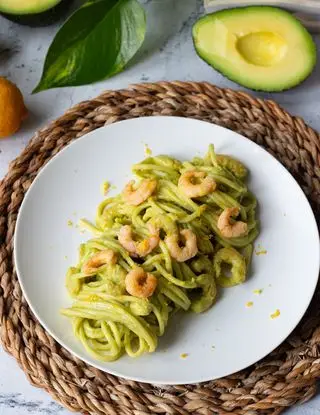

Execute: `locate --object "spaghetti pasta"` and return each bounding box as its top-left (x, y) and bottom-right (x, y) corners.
top-left (61, 144), bottom-right (259, 361)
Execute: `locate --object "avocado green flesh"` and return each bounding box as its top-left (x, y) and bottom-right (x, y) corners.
top-left (0, 0), bottom-right (61, 14)
top-left (192, 7), bottom-right (317, 92)
top-left (0, 0), bottom-right (70, 26)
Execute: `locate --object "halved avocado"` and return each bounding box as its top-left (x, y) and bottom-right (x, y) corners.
top-left (193, 7), bottom-right (317, 92)
top-left (0, 0), bottom-right (72, 26)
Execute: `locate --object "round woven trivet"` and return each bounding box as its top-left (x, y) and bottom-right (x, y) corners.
top-left (0, 82), bottom-right (320, 415)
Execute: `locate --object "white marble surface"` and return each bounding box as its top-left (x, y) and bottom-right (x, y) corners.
top-left (0, 0), bottom-right (320, 413)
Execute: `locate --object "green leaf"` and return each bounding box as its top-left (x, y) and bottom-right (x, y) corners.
top-left (33, 0), bottom-right (146, 93)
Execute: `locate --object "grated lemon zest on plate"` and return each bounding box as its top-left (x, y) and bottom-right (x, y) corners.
top-left (100, 181), bottom-right (110, 196)
top-left (144, 143), bottom-right (152, 156)
top-left (270, 309), bottom-right (280, 319)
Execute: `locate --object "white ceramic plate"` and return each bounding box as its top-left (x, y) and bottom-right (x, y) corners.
top-left (14, 116), bottom-right (319, 385)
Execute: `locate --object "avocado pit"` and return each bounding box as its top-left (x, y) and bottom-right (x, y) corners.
top-left (236, 31), bottom-right (288, 67)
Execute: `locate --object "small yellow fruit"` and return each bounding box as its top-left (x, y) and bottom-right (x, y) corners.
top-left (0, 77), bottom-right (28, 138)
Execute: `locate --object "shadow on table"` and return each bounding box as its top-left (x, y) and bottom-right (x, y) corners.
top-left (0, 41), bottom-right (20, 65)
top-left (20, 105), bottom-right (46, 138)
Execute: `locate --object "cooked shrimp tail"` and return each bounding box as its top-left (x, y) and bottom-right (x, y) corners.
top-left (82, 249), bottom-right (118, 275)
top-left (217, 207), bottom-right (248, 238)
top-left (165, 229), bottom-right (198, 262)
top-left (125, 267), bottom-right (158, 298)
top-left (178, 170), bottom-right (216, 198)
top-left (118, 224), bottom-right (160, 257)
top-left (123, 179), bottom-right (157, 206)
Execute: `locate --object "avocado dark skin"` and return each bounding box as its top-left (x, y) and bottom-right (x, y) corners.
top-left (1, 0), bottom-right (72, 27)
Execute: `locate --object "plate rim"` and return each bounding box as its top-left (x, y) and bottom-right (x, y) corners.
top-left (14, 115), bottom-right (320, 384)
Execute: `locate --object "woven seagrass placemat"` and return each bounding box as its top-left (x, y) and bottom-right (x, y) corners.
top-left (0, 81), bottom-right (320, 415)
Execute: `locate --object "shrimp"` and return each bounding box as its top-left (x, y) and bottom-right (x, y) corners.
top-left (165, 229), bottom-right (198, 262)
top-left (217, 207), bottom-right (247, 238)
top-left (82, 249), bottom-right (118, 275)
top-left (122, 179), bottom-right (157, 206)
top-left (178, 170), bottom-right (216, 198)
top-left (118, 224), bottom-right (160, 257)
top-left (125, 267), bottom-right (158, 298)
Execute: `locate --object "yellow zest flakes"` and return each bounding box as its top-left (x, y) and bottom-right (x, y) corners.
top-left (138, 240), bottom-right (149, 251)
top-left (199, 205), bottom-right (207, 214)
top-left (246, 301), bottom-right (254, 308)
top-left (67, 220), bottom-right (73, 227)
top-left (256, 250), bottom-right (267, 256)
top-left (180, 353), bottom-right (189, 359)
top-left (144, 143), bottom-right (152, 156)
top-left (270, 309), bottom-right (280, 319)
top-left (253, 289), bottom-right (263, 295)
top-left (88, 294), bottom-right (100, 302)
top-left (255, 244), bottom-right (267, 256)
top-left (100, 181), bottom-right (110, 196)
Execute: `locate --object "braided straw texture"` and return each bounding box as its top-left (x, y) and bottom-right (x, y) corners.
top-left (0, 82), bottom-right (320, 415)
